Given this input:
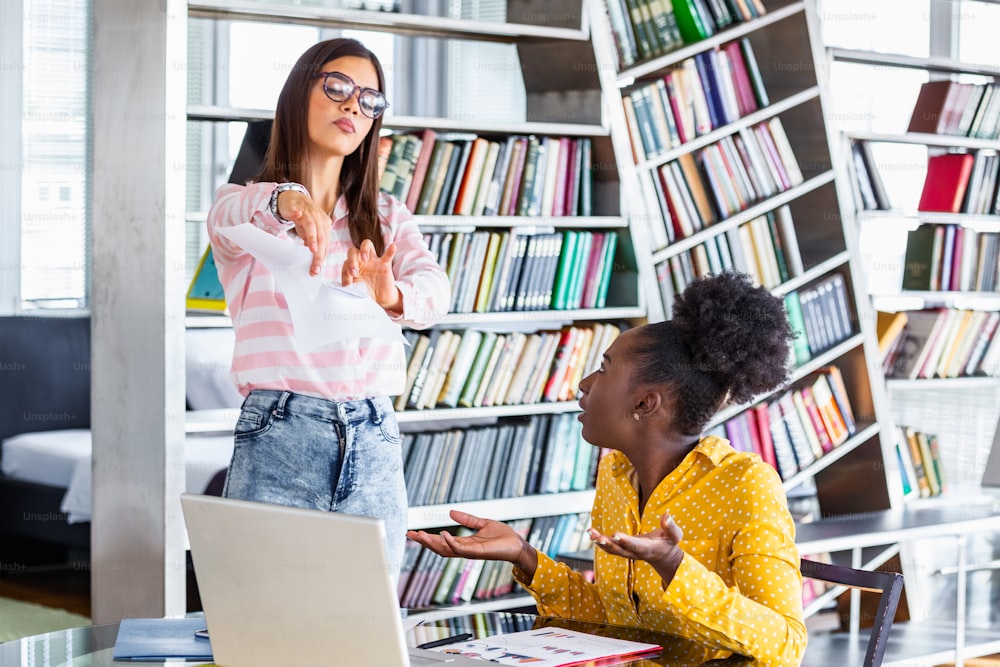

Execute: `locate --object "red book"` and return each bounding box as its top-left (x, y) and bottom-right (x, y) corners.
top-left (799, 385), bottom-right (834, 454)
top-left (741, 408), bottom-right (764, 458)
top-left (918, 153), bottom-right (975, 212)
top-left (404, 129), bottom-right (438, 213)
top-left (752, 402), bottom-right (779, 471)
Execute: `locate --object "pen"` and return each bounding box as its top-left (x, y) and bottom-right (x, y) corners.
top-left (416, 632), bottom-right (474, 650)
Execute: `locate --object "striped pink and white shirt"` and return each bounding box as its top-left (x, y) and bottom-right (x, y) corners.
top-left (207, 182), bottom-right (450, 401)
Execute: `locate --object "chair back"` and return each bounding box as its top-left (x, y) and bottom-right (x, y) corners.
top-left (800, 558), bottom-right (904, 667)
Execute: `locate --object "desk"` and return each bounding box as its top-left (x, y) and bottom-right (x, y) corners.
top-left (0, 612), bottom-right (756, 666)
top-left (796, 502), bottom-right (1000, 667)
top-left (560, 502), bottom-right (1000, 667)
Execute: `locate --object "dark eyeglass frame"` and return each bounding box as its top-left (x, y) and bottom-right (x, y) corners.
top-left (315, 71), bottom-right (389, 119)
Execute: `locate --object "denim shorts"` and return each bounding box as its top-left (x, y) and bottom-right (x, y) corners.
top-left (222, 389), bottom-right (406, 575)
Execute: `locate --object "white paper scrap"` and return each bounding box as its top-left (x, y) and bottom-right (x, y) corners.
top-left (216, 223), bottom-right (406, 350)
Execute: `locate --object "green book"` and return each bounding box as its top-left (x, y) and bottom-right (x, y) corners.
top-left (551, 230), bottom-right (579, 310)
top-left (439, 330), bottom-right (484, 408)
top-left (623, 0), bottom-right (656, 59)
top-left (784, 291), bottom-right (812, 366)
top-left (594, 232), bottom-right (620, 308)
top-left (901, 224), bottom-right (938, 291)
top-left (670, 0), bottom-right (711, 44)
top-left (739, 38), bottom-right (770, 108)
top-left (458, 331), bottom-right (499, 408)
top-left (566, 232), bottom-right (593, 310)
top-left (647, 0), bottom-right (682, 52)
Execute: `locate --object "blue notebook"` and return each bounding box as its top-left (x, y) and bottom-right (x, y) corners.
top-left (113, 617), bottom-right (214, 662)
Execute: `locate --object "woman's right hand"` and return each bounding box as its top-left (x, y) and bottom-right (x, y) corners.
top-left (275, 189), bottom-right (330, 276)
top-left (406, 510), bottom-right (538, 577)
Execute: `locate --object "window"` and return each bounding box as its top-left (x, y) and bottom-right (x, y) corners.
top-left (1, 0), bottom-right (526, 310)
top-left (184, 0), bottom-right (524, 285)
top-left (2, 0), bottom-right (91, 312)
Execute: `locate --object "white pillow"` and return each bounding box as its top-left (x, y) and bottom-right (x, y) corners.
top-left (186, 328), bottom-right (244, 410)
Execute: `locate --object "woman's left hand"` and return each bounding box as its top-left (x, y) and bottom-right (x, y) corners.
top-left (342, 239), bottom-right (403, 311)
top-left (588, 512), bottom-right (686, 586)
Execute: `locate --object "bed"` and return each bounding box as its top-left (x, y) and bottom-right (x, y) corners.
top-left (0, 317), bottom-right (241, 566)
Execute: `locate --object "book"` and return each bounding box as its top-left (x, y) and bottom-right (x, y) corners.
top-left (915, 430), bottom-right (942, 496)
top-left (818, 365), bottom-right (856, 436)
top-left (810, 373), bottom-right (849, 448)
top-left (671, 0), bottom-right (712, 45)
top-left (918, 153), bottom-right (975, 213)
top-left (438, 330), bottom-right (484, 408)
top-left (415, 140), bottom-right (456, 215)
top-left (778, 390), bottom-right (817, 468)
top-left (438, 139), bottom-right (472, 215)
top-left (453, 136), bottom-right (490, 216)
top-left (791, 388), bottom-right (825, 459)
top-left (799, 385), bottom-right (835, 454)
top-left (876, 311), bottom-right (909, 360)
top-left (907, 80), bottom-right (960, 134)
top-left (784, 291), bottom-right (812, 367)
top-left (767, 400), bottom-right (799, 479)
top-left (901, 224), bottom-right (938, 291)
top-left (424, 626), bottom-right (661, 666)
top-left (902, 426), bottom-right (932, 498)
top-left (406, 129), bottom-right (438, 213)
top-left (113, 617), bottom-right (214, 661)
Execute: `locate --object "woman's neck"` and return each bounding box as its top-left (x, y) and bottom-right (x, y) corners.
top-left (632, 437), bottom-right (699, 514)
top-left (307, 157), bottom-right (344, 215)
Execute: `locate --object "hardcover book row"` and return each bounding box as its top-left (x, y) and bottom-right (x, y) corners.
top-left (402, 413), bottom-right (598, 507)
top-left (902, 225), bottom-right (1000, 293)
top-left (424, 228), bottom-right (619, 314)
top-left (850, 143), bottom-right (1000, 216)
top-left (907, 79), bottom-right (1000, 141)
top-left (602, 0), bottom-right (767, 70)
top-left (378, 131), bottom-right (593, 219)
top-left (399, 512), bottom-right (592, 609)
top-left (621, 37), bottom-right (769, 160)
top-left (654, 205), bottom-right (804, 313)
top-left (783, 273), bottom-right (855, 368)
top-left (396, 323), bottom-right (623, 412)
top-left (918, 151), bottom-right (1000, 215)
top-left (882, 308), bottom-right (1000, 381)
top-left (708, 365), bottom-right (857, 482)
top-left (636, 118), bottom-right (805, 247)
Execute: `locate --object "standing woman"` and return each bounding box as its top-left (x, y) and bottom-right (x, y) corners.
top-left (207, 38), bottom-right (450, 572)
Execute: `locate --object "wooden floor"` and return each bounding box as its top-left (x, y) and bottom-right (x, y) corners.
top-left (0, 565), bottom-right (90, 617)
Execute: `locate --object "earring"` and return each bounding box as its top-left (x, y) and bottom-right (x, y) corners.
top-left (633, 413), bottom-right (640, 421)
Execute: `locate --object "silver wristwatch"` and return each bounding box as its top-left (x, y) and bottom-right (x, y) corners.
top-left (269, 182), bottom-right (310, 224)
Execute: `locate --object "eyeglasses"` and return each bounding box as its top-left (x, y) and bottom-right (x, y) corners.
top-left (315, 71), bottom-right (389, 119)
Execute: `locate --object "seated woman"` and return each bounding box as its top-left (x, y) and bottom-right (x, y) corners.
top-left (407, 272), bottom-right (807, 666)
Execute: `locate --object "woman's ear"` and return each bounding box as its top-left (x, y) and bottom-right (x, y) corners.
top-left (633, 390), bottom-right (663, 421)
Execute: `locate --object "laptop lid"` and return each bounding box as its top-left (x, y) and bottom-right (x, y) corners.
top-left (181, 493), bottom-right (464, 667)
top-left (981, 414), bottom-right (1000, 488)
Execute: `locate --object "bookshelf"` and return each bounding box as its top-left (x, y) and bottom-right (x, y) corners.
top-left (588, 0), bottom-right (899, 519)
top-left (183, 0), bottom-right (644, 617)
top-left (819, 0), bottom-right (1000, 659)
top-left (586, 0), bottom-right (939, 657)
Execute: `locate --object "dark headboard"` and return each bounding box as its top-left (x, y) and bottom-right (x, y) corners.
top-left (0, 315), bottom-right (91, 442)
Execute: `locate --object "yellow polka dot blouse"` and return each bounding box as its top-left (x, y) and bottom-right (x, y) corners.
top-left (514, 435), bottom-right (807, 666)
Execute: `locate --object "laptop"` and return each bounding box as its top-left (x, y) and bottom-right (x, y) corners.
top-left (981, 414), bottom-right (1000, 488)
top-left (180, 493), bottom-right (484, 667)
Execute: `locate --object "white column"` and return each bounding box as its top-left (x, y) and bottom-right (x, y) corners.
top-left (90, 0), bottom-right (188, 624)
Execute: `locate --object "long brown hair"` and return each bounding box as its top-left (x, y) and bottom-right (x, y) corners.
top-left (256, 38), bottom-right (386, 254)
